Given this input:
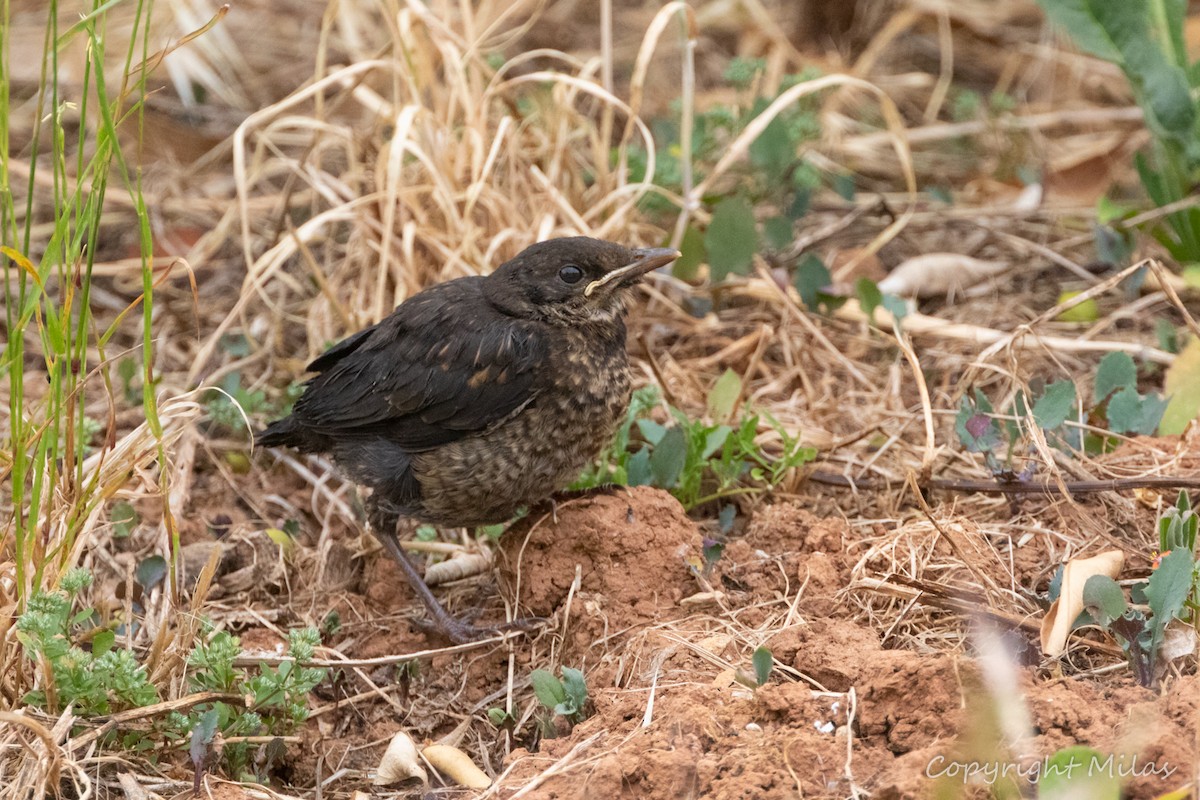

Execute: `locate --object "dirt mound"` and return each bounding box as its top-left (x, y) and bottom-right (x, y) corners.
top-left (194, 487), bottom-right (1196, 800)
top-left (497, 487), bottom-right (704, 653)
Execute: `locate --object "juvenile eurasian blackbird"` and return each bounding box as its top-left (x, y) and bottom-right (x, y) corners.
top-left (259, 237), bottom-right (679, 643)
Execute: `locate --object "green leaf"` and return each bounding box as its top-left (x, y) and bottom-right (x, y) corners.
top-left (1037, 746), bottom-right (1120, 800)
top-left (751, 646), bottom-right (773, 686)
top-left (189, 708), bottom-right (222, 769)
top-left (636, 419), bottom-right (667, 446)
top-left (955, 394), bottom-right (1000, 453)
top-left (1033, 381), bottom-right (1077, 430)
top-left (705, 196), bottom-right (758, 281)
top-left (855, 278), bottom-right (883, 322)
top-left (1096, 195), bottom-right (1133, 224)
top-left (110, 501), bottom-right (138, 539)
top-left (787, 188), bottom-right (811, 220)
top-left (91, 629), bottom-right (115, 658)
top-left (529, 669), bottom-right (566, 710)
top-left (832, 172), bottom-right (855, 201)
top-left (880, 293), bottom-right (909, 323)
top-left (701, 426), bottom-right (733, 460)
top-left (671, 225), bottom-right (706, 281)
top-left (763, 216), bottom-right (793, 250)
top-left (1093, 351), bottom-right (1137, 403)
top-left (707, 369), bottom-right (742, 421)
top-left (793, 253), bottom-right (831, 311)
top-left (650, 425), bottom-right (688, 489)
top-left (560, 667), bottom-right (588, 711)
top-left (749, 108), bottom-right (794, 176)
top-left (1037, 0), bottom-right (1120, 60)
top-left (1161, 337), bottom-right (1200, 434)
top-left (626, 447), bottom-right (652, 486)
top-left (135, 556), bottom-right (167, 591)
top-left (1145, 549), bottom-right (1191, 632)
top-left (1037, 0), bottom-right (1194, 143)
top-left (1082, 575), bottom-right (1127, 626)
top-left (1056, 291), bottom-right (1099, 323)
top-left (1105, 385), bottom-right (1144, 434)
top-left (1134, 391), bottom-right (1167, 435)
top-left (1183, 265), bottom-right (1200, 289)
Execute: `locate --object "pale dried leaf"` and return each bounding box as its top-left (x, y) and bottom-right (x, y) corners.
top-left (877, 253), bottom-right (1010, 298)
top-left (422, 744), bottom-right (492, 789)
top-left (374, 731), bottom-right (427, 786)
top-left (1041, 551), bottom-right (1125, 657)
top-left (1160, 619), bottom-right (1196, 663)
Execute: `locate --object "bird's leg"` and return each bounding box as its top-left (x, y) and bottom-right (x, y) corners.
top-left (367, 501), bottom-right (540, 644)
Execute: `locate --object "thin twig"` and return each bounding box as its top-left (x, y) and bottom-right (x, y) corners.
top-left (807, 470), bottom-right (1200, 495)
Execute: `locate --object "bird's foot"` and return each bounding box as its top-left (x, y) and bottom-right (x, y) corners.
top-left (551, 483), bottom-right (624, 502)
top-left (410, 613), bottom-right (546, 645)
top-left (544, 484), bottom-right (628, 523)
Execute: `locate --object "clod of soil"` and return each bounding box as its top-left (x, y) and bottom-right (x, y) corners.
top-left (497, 486), bottom-right (704, 647)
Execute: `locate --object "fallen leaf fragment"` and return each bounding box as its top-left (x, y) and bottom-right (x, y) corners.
top-left (423, 744), bottom-right (492, 789)
top-left (877, 253), bottom-right (1009, 299)
top-left (1041, 551), bottom-right (1125, 657)
top-left (1160, 619), bottom-right (1196, 663)
top-left (424, 552), bottom-right (493, 586)
top-left (374, 731), bottom-right (427, 785)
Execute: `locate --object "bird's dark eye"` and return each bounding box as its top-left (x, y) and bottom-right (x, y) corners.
top-left (558, 264), bottom-right (585, 284)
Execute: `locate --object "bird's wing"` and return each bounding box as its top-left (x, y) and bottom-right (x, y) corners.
top-left (288, 280), bottom-right (545, 451)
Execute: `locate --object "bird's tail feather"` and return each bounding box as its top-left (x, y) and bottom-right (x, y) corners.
top-left (256, 416), bottom-right (327, 451)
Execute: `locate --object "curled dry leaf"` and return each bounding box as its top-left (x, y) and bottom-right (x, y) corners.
top-left (1160, 619), bottom-right (1196, 663)
top-left (374, 731), bottom-right (427, 786)
top-left (423, 744), bottom-right (492, 789)
top-left (424, 552), bottom-right (493, 586)
top-left (1041, 551), bottom-right (1125, 657)
top-left (877, 253), bottom-right (1010, 299)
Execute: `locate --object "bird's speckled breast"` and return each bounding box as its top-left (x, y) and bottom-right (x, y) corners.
top-left (411, 327), bottom-right (630, 526)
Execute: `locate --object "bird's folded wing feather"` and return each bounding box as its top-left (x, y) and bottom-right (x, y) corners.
top-left (289, 282), bottom-right (545, 450)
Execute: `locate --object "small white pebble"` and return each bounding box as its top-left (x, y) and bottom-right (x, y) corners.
top-left (744, 722), bottom-right (762, 733)
top-left (814, 720), bottom-right (834, 734)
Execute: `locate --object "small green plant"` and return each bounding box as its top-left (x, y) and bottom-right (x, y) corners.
top-left (574, 381), bottom-right (815, 510)
top-left (206, 371), bottom-right (269, 432)
top-left (15, 570), bottom-right (326, 781)
top-left (752, 646), bottom-right (773, 687)
top-left (1080, 492), bottom-right (1196, 687)
top-left (206, 365), bottom-right (304, 435)
top-left (16, 569), bottom-right (156, 716)
top-left (624, 61), bottom-right (828, 282)
top-left (1038, 0), bottom-right (1200, 263)
top-left (178, 626), bottom-right (326, 781)
top-left (1158, 489), bottom-right (1199, 554)
top-left (487, 707), bottom-right (516, 729)
top-left (955, 352), bottom-right (1168, 476)
top-left (1037, 745), bottom-right (1122, 799)
top-left (530, 666), bottom-right (589, 736)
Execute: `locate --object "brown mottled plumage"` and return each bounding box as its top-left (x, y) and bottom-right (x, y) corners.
top-left (259, 237), bottom-right (679, 643)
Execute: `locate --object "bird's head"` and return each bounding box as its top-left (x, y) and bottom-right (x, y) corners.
top-left (485, 237), bottom-right (679, 325)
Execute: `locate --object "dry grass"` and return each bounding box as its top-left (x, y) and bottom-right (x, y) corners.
top-left (4, 0), bottom-right (1200, 797)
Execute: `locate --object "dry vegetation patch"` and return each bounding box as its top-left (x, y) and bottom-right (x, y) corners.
top-left (5, 1), bottom-right (1200, 799)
